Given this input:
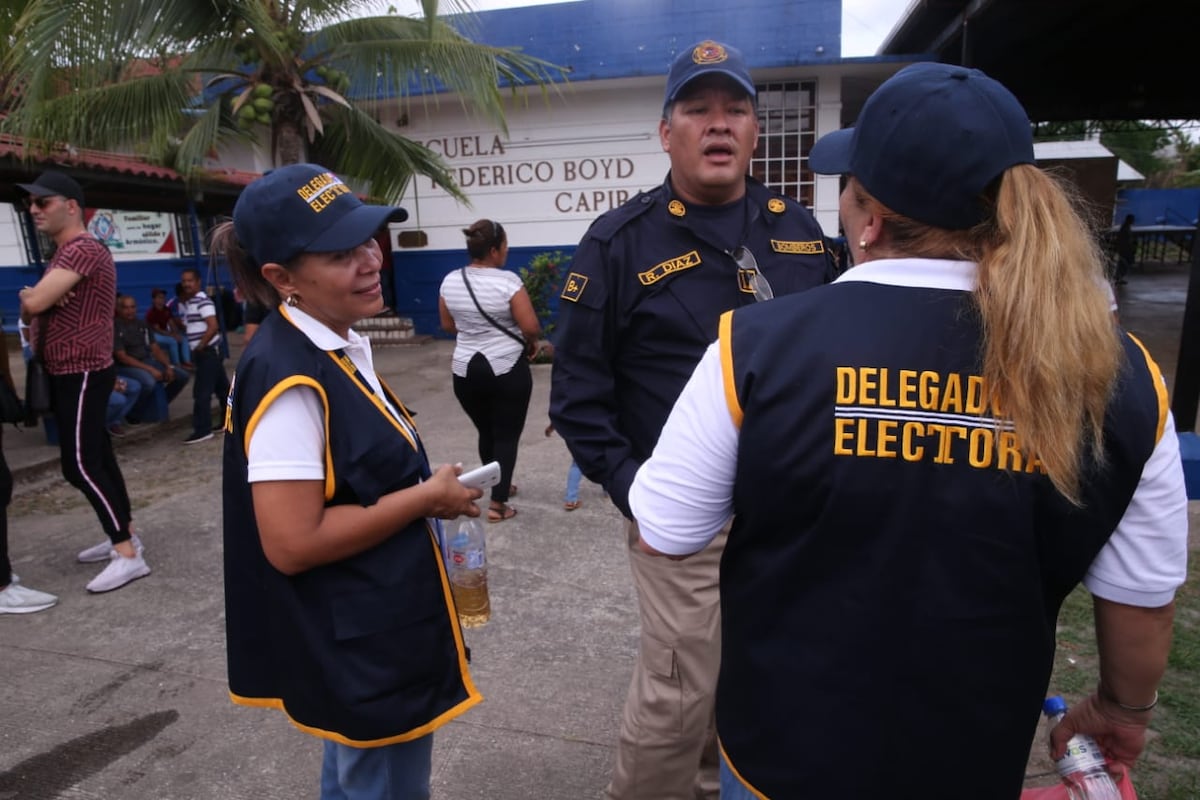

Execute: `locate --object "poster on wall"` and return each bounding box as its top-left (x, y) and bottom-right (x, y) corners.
top-left (84, 209), bottom-right (177, 254)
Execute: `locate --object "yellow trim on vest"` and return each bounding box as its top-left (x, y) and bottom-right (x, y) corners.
top-left (379, 378), bottom-right (421, 434)
top-left (717, 739), bottom-right (771, 799)
top-left (425, 517), bottom-right (484, 698)
top-left (229, 687), bottom-right (483, 748)
top-left (244, 376), bottom-right (335, 501)
top-left (325, 347), bottom-right (419, 453)
top-left (718, 311), bottom-right (743, 429)
top-left (1127, 333), bottom-right (1168, 443)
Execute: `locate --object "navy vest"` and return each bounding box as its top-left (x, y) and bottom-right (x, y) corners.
top-left (222, 309), bottom-right (480, 745)
top-left (716, 280), bottom-right (1164, 798)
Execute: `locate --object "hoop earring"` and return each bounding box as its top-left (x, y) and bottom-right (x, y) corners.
top-left (285, 293), bottom-right (300, 307)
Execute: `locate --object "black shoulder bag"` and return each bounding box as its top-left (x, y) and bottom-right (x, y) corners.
top-left (0, 371), bottom-right (22, 425)
top-left (24, 316), bottom-right (53, 425)
top-left (459, 268), bottom-right (536, 360)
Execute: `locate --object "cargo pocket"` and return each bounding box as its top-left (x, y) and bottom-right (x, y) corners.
top-left (632, 632), bottom-right (684, 734)
top-left (330, 583), bottom-right (443, 707)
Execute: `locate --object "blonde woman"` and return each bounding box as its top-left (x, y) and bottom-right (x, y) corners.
top-left (628, 64), bottom-right (1188, 799)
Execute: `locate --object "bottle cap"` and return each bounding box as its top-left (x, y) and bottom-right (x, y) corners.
top-left (1043, 695), bottom-right (1068, 716)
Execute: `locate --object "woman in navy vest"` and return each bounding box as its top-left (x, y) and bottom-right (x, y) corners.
top-left (215, 164), bottom-right (484, 800)
top-left (628, 64), bottom-right (1188, 798)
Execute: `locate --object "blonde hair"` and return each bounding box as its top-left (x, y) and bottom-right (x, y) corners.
top-left (853, 166), bottom-right (1122, 504)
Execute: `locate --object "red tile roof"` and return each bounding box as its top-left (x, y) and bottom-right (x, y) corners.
top-left (0, 133), bottom-right (259, 187)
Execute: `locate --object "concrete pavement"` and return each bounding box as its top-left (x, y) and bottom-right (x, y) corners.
top-left (1, 333), bottom-right (633, 799)
top-left (0, 261), bottom-right (1193, 799)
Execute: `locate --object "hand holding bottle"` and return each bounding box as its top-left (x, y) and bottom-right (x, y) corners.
top-left (1048, 691), bottom-right (1154, 770)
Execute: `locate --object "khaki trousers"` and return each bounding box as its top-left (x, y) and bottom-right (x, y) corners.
top-left (606, 521), bottom-right (726, 800)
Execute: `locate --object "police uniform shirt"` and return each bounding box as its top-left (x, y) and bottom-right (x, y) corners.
top-left (549, 174), bottom-right (831, 516)
top-left (628, 257), bottom-right (1189, 798)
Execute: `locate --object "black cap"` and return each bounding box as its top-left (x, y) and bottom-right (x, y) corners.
top-left (16, 170), bottom-right (85, 206)
top-left (808, 63), bottom-right (1035, 230)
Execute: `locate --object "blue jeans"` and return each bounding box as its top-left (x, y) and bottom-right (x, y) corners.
top-left (719, 751), bottom-right (759, 799)
top-left (152, 332), bottom-right (191, 365)
top-left (320, 736), bottom-right (433, 800)
top-left (117, 363), bottom-right (190, 415)
top-left (565, 460), bottom-right (582, 503)
top-left (191, 347), bottom-right (230, 436)
top-left (107, 378), bottom-right (142, 426)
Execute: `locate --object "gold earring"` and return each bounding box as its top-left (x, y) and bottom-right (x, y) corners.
top-left (285, 294), bottom-right (300, 307)
top-left (859, 239), bottom-right (869, 251)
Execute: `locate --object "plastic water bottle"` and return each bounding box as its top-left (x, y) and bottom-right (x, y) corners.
top-left (446, 516), bottom-right (490, 628)
top-left (1043, 696), bottom-right (1122, 800)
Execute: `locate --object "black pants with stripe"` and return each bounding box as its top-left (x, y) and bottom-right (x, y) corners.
top-left (453, 353), bottom-right (532, 504)
top-left (51, 366), bottom-right (133, 545)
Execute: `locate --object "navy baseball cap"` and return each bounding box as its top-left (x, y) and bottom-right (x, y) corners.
top-left (664, 40), bottom-right (756, 108)
top-left (233, 163), bottom-right (407, 267)
top-left (809, 62), bottom-right (1035, 230)
top-left (16, 170), bottom-right (85, 206)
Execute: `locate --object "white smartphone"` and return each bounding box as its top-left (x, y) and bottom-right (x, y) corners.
top-left (458, 461), bottom-right (501, 491)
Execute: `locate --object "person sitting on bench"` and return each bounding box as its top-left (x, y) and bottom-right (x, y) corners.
top-left (113, 294), bottom-right (189, 421)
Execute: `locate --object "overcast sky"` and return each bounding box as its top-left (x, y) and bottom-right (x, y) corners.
top-left (374, 1), bottom-right (911, 57)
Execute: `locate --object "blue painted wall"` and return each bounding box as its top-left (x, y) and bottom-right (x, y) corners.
top-left (1, 257), bottom-right (235, 334)
top-left (393, 244), bottom-right (575, 337)
top-left (1115, 188), bottom-right (1200, 228)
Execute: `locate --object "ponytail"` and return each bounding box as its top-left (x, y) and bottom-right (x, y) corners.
top-left (975, 165), bottom-right (1121, 504)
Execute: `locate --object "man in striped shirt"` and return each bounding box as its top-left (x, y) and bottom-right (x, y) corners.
top-left (179, 268), bottom-right (230, 444)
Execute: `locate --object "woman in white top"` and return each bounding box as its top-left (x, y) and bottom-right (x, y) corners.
top-left (438, 219), bottom-right (541, 522)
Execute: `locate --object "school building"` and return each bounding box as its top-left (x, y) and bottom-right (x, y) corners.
top-left (0, 0), bottom-right (913, 334)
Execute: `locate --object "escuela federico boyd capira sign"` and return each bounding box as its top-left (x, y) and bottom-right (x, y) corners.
top-left (423, 134), bottom-right (641, 215)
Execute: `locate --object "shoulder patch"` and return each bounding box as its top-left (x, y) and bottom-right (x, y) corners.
top-left (561, 272), bottom-right (589, 302)
top-left (771, 239), bottom-right (825, 255)
top-left (767, 198), bottom-right (786, 214)
top-left (638, 250), bottom-right (701, 286)
top-left (587, 188), bottom-right (659, 242)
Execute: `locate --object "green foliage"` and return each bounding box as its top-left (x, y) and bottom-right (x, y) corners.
top-left (520, 249), bottom-right (569, 338)
top-left (1046, 567), bottom-right (1200, 796)
top-left (0, 0), bottom-right (569, 203)
top-left (1032, 119), bottom-right (1200, 189)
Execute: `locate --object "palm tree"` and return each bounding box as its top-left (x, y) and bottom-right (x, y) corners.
top-left (1, 0), bottom-right (567, 204)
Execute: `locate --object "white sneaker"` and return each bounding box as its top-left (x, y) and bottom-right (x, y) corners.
top-left (0, 582), bottom-right (59, 614)
top-left (85, 551), bottom-right (151, 593)
top-left (77, 534), bottom-right (144, 564)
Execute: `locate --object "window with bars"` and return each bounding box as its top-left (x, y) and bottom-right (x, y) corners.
top-left (751, 80), bottom-right (817, 209)
top-left (174, 213), bottom-right (223, 257)
top-left (17, 212), bottom-right (54, 265)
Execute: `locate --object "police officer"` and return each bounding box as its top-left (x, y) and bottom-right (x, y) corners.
top-left (549, 39), bottom-right (830, 800)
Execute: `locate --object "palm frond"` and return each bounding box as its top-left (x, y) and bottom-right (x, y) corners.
top-left (315, 103), bottom-right (468, 205)
top-left (171, 97), bottom-right (224, 179)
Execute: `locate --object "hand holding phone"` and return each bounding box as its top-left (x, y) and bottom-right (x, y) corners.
top-left (458, 461), bottom-right (501, 491)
